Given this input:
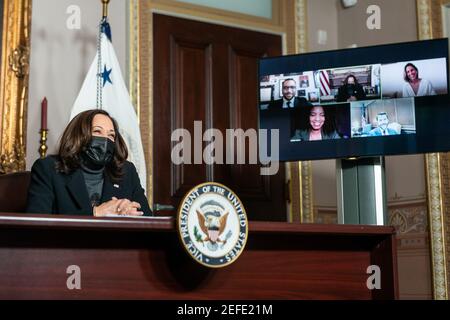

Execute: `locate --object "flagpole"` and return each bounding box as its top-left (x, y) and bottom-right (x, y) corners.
top-left (102, 0), bottom-right (110, 18)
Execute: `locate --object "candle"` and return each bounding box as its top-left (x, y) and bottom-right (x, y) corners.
top-left (41, 97), bottom-right (47, 130)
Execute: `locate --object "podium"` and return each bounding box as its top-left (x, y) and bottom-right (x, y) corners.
top-left (0, 213), bottom-right (398, 299)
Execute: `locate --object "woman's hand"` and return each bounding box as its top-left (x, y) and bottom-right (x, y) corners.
top-left (93, 197), bottom-right (143, 217)
top-left (114, 197), bottom-right (143, 216)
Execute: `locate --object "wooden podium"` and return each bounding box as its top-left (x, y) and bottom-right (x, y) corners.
top-left (0, 213), bottom-right (398, 299)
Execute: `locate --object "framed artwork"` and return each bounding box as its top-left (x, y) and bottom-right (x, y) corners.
top-left (0, 0), bottom-right (32, 174)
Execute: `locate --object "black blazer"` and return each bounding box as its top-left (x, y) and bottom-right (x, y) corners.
top-left (267, 97), bottom-right (308, 110)
top-left (336, 84), bottom-right (366, 102)
top-left (26, 156), bottom-right (152, 216)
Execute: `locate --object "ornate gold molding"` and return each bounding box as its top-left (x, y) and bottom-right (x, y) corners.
top-left (129, 0), bottom-right (140, 112)
top-left (299, 161), bottom-right (314, 222)
top-left (442, 152), bottom-right (450, 296)
top-left (133, 0), bottom-right (153, 207)
top-left (288, 161), bottom-right (315, 223)
top-left (150, 0), bottom-right (285, 29)
top-left (0, 0), bottom-right (31, 174)
top-left (287, 0), bottom-right (314, 223)
top-left (417, 0), bottom-right (445, 39)
top-left (425, 153), bottom-right (448, 299)
top-left (295, 0), bottom-right (308, 54)
top-left (417, 0), bottom-right (450, 300)
top-left (129, 0), bottom-right (152, 202)
top-left (9, 45), bottom-right (29, 78)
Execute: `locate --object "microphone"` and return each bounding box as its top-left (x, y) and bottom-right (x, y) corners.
top-left (90, 193), bottom-right (100, 207)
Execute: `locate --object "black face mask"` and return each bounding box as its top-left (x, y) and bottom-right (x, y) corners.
top-left (82, 136), bottom-right (115, 167)
top-left (347, 84), bottom-right (356, 95)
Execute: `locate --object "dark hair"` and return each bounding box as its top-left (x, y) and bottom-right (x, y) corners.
top-left (303, 104), bottom-right (338, 135)
top-left (343, 74), bottom-right (360, 86)
top-left (282, 78), bottom-right (296, 87)
top-left (376, 112), bottom-right (388, 120)
top-left (56, 109), bottom-right (128, 181)
top-left (404, 63), bottom-right (419, 82)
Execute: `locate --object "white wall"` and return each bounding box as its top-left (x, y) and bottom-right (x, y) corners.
top-left (385, 155), bottom-right (426, 201)
top-left (307, 0), bottom-right (339, 52)
top-left (337, 0), bottom-right (417, 48)
top-left (26, 0), bottom-right (127, 169)
top-left (311, 159), bottom-right (337, 207)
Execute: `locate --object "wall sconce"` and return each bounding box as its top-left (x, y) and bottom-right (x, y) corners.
top-left (341, 0), bottom-right (358, 8)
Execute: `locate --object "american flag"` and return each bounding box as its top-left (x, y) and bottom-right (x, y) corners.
top-left (319, 70), bottom-right (331, 96)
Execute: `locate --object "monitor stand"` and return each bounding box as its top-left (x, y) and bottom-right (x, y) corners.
top-left (336, 157), bottom-right (387, 225)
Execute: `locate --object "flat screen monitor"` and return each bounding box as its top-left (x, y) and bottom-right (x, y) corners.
top-left (258, 38), bottom-right (450, 161)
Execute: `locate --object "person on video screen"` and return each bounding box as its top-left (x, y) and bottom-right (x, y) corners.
top-left (369, 112), bottom-right (399, 136)
top-left (336, 74), bottom-right (367, 102)
top-left (268, 78), bottom-right (308, 110)
top-left (402, 63), bottom-right (436, 97)
top-left (290, 104), bottom-right (340, 141)
top-left (26, 110), bottom-right (152, 217)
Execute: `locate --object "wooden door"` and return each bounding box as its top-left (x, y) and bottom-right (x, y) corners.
top-left (153, 14), bottom-right (285, 220)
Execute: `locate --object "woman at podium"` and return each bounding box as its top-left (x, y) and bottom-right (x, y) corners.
top-left (26, 109), bottom-right (152, 217)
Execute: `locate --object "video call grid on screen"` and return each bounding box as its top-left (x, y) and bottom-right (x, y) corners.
top-left (258, 39), bottom-right (450, 161)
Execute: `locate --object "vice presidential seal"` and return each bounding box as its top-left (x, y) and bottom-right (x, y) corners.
top-left (177, 182), bottom-right (248, 268)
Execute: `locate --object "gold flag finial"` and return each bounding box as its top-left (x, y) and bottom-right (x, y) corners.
top-left (101, 0), bottom-right (110, 18)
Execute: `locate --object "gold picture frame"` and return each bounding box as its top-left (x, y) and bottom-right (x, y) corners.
top-left (291, 0), bottom-right (314, 223)
top-left (0, 0), bottom-right (32, 174)
top-left (416, 0), bottom-right (450, 300)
